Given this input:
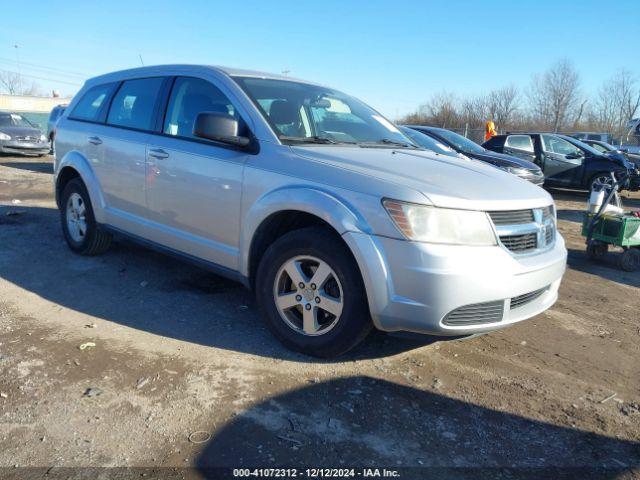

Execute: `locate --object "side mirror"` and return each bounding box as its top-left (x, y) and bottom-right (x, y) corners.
top-left (193, 112), bottom-right (250, 147)
top-left (565, 151), bottom-right (583, 160)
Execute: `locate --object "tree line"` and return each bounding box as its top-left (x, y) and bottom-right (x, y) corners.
top-left (399, 59), bottom-right (640, 143)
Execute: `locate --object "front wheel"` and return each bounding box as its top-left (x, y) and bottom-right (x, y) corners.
top-left (589, 173), bottom-right (614, 192)
top-left (255, 227), bottom-right (371, 358)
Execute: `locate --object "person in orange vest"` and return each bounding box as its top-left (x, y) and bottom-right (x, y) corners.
top-left (484, 121), bottom-right (497, 141)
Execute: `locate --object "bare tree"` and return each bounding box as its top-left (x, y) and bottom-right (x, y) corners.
top-left (486, 85), bottom-right (519, 129)
top-left (589, 70), bottom-right (640, 139)
top-left (0, 71), bottom-right (43, 96)
top-left (420, 91), bottom-right (459, 128)
top-left (528, 59), bottom-right (581, 131)
top-left (0, 71), bottom-right (24, 95)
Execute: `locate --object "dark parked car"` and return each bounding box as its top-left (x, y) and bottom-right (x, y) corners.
top-left (580, 139), bottom-right (640, 168)
top-left (483, 133), bottom-right (640, 191)
top-left (398, 126), bottom-right (469, 160)
top-left (404, 125), bottom-right (544, 185)
top-left (0, 111), bottom-right (50, 156)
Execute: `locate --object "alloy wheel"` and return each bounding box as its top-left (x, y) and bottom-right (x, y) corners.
top-left (66, 192), bottom-right (87, 243)
top-left (273, 255), bottom-right (344, 336)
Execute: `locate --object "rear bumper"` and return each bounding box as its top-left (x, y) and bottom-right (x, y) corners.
top-left (343, 231), bottom-right (567, 336)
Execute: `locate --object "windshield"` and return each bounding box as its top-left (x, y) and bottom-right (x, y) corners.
top-left (0, 112), bottom-right (36, 128)
top-left (233, 77), bottom-right (414, 147)
top-left (430, 128), bottom-right (485, 154)
top-left (559, 135), bottom-right (604, 157)
top-left (399, 126), bottom-right (458, 157)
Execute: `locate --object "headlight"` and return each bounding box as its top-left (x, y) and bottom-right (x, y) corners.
top-left (502, 166), bottom-right (530, 176)
top-left (0, 132), bottom-right (11, 141)
top-left (40, 134), bottom-right (47, 142)
top-left (383, 199), bottom-right (497, 246)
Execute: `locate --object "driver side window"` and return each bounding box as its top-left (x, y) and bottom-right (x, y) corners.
top-left (164, 77), bottom-right (240, 140)
top-left (541, 135), bottom-right (581, 157)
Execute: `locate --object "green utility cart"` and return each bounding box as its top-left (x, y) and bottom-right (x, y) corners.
top-left (582, 214), bottom-right (640, 271)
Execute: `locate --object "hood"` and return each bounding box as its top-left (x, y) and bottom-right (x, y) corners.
top-left (467, 149), bottom-right (540, 170)
top-left (291, 146), bottom-right (552, 211)
top-left (603, 150), bottom-right (635, 168)
top-left (0, 126), bottom-right (43, 137)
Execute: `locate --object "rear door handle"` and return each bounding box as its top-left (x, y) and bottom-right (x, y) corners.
top-left (148, 148), bottom-right (169, 160)
top-left (88, 136), bottom-right (102, 145)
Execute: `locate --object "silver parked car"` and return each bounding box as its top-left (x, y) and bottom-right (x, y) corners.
top-left (54, 65), bottom-right (567, 357)
top-left (0, 111), bottom-right (50, 156)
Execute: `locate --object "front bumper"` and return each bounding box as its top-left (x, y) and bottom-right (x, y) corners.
top-left (343, 231), bottom-right (567, 336)
top-left (0, 140), bottom-right (49, 156)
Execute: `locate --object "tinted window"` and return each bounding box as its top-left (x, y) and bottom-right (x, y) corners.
top-left (70, 83), bottom-right (115, 122)
top-left (505, 135), bottom-right (534, 152)
top-left (541, 135), bottom-right (581, 156)
top-left (107, 78), bottom-right (164, 131)
top-left (164, 77), bottom-right (240, 139)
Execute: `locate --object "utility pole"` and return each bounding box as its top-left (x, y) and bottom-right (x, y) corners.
top-left (281, 69), bottom-right (291, 77)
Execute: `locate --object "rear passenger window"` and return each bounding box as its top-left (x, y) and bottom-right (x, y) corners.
top-left (70, 83), bottom-right (115, 122)
top-left (505, 135), bottom-right (534, 152)
top-left (164, 77), bottom-right (240, 139)
top-left (107, 78), bottom-right (164, 131)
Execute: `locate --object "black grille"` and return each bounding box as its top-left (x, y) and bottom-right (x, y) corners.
top-left (16, 136), bottom-right (39, 143)
top-left (443, 301), bottom-right (504, 326)
top-left (488, 210), bottom-right (534, 225)
top-left (500, 233), bottom-right (537, 252)
top-left (510, 286), bottom-right (549, 309)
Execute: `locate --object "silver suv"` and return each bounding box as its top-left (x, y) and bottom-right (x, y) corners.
top-left (54, 65), bottom-right (567, 357)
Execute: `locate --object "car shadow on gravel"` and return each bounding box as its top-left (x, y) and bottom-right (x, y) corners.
top-left (0, 206), bottom-right (444, 362)
top-left (196, 376), bottom-right (640, 479)
top-left (567, 248), bottom-right (640, 288)
top-left (0, 161), bottom-right (53, 174)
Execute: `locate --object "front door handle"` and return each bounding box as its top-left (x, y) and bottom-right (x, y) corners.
top-left (148, 148), bottom-right (169, 160)
top-left (88, 136), bottom-right (102, 145)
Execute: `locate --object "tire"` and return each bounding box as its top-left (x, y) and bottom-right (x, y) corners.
top-left (60, 178), bottom-right (112, 255)
top-left (619, 248), bottom-right (640, 272)
top-left (255, 226), bottom-right (372, 358)
top-left (589, 172), bottom-right (614, 192)
top-left (586, 240), bottom-right (608, 261)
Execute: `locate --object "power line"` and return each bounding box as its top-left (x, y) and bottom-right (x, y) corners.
top-left (0, 68), bottom-right (82, 87)
top-left (0, 57), bottom-right (89, 78)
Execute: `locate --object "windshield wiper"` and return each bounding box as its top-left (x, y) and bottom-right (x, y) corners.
top-left (359, 138), bottom-right (419, 149)
top-left (280, 135), bottom-right (353, 145)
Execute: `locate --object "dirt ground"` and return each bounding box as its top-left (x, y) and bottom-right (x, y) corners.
top-left (0, 154), bottom-right (639, 479)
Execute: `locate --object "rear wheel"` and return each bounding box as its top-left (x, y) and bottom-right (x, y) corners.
top-left (255, 227), bottom-right (371, 357)
top-left (619, 248), bottom-right (640, 272)
top-left (60, 178), bottom-right (112, 255)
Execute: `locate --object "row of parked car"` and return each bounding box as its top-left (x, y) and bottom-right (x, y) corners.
top-left (401, 125), bottom-right (640, 192)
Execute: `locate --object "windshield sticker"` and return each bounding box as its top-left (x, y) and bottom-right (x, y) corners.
top-left (371, 115), bottom-right (400, 133)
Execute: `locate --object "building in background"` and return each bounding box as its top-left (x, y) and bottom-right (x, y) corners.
top-left (0, 94), bottom-right (73, 129)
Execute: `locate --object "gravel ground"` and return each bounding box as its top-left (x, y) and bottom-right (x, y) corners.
top-left (0, 154), bottom-right (638, 479)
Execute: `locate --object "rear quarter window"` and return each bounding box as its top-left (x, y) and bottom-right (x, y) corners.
top-left (107, 77), bottom-right (164, 131)
top-left (69, 83), bottom-right (116, 122)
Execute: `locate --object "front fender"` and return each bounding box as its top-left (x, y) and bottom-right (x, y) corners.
top-left (239, 186), bottom-right (371, 277)
top-left (55, 151), bottom-right (107, 223)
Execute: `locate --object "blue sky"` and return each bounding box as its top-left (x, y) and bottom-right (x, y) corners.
top-left (1, 0), bottom-right (638, 118)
